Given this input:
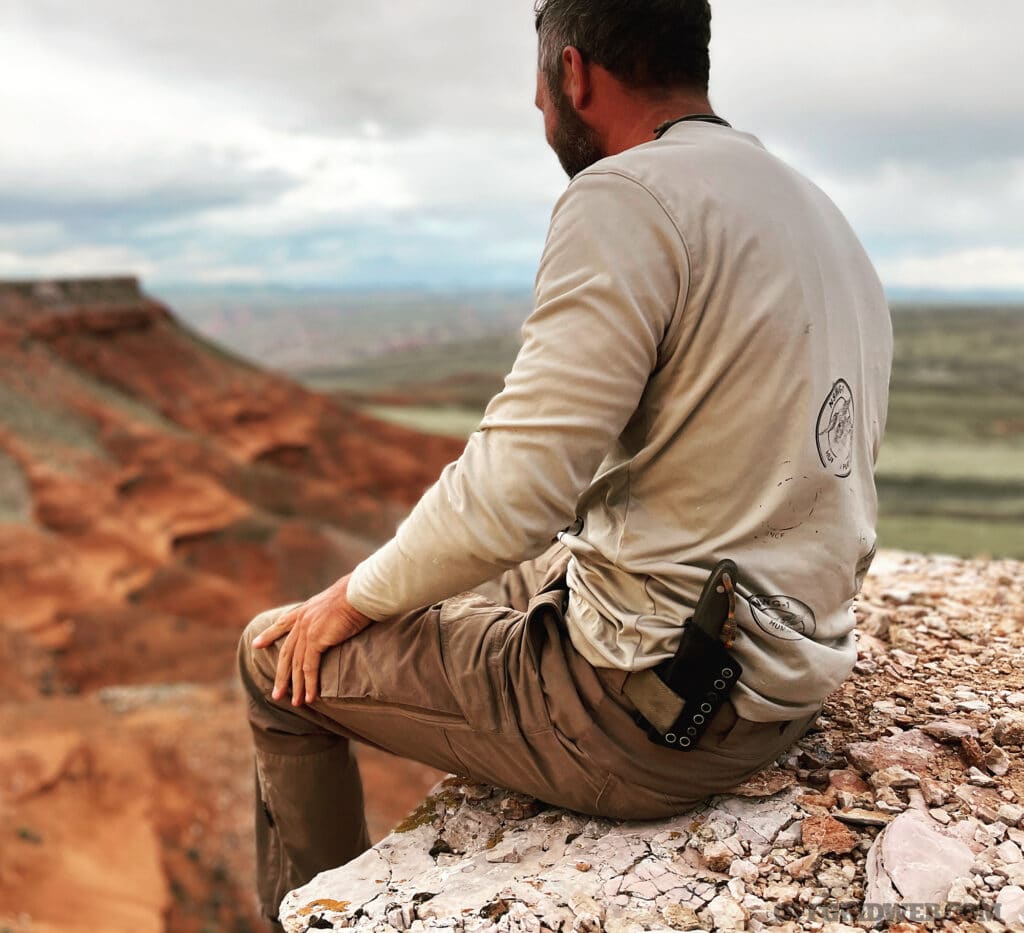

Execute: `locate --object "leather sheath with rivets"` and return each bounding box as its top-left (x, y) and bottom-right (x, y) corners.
top-left (622, 560), bottom-right (743, 749)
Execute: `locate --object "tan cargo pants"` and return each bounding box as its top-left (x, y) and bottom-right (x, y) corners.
top-left (237, 541), bottom-right (821, 924)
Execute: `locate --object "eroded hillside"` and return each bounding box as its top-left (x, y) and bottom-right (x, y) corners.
top-left (0, 278), bottom-right (460, 931)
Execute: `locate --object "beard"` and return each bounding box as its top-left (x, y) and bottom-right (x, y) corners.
top-left (550, 81), bottom-right (605, 179)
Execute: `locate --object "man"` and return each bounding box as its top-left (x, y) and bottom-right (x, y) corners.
top-left (237, 0), bottom-right (893, 924)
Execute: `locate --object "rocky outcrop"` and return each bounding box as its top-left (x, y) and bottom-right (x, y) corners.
top-left (0, 275), bottom-right (144, 307)
top-left (281, 552), bottom-right (1024, 932)
top-left (0, 276), bottom-right (466, 699)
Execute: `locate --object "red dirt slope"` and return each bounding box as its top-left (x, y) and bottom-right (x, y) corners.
top-left (0, 278), bottom-right (462, 931)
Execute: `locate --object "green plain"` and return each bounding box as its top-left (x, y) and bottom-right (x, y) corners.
top-left (298, 305), bottom-right (1024, 560)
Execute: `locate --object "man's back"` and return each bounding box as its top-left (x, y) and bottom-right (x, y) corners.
top-left (346, 119), bottom-right (892, 727)
top-left (556, 119), bottom-right (893, 721)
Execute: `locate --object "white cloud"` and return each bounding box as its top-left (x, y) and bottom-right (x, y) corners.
top-left (813, 158), bottom-right (1024, 243)
top-left (879, 246), bottom-right (1024, 291)
top-left (712, 0), bottom-right (1024, 162)
top-left (0, 243), bottom-right (156, 279)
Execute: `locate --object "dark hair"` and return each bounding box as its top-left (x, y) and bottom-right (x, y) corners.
top-left (534, 0), bottom-right (711, 96)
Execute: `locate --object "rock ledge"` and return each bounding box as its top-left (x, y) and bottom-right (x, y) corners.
top-left (281, 551), bottom-right (1024, 932)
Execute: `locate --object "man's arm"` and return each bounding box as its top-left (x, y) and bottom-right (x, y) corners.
top-left (346, 169), bottom-right (688, 619)
top-left (255, 170), bottom-right (688, 706)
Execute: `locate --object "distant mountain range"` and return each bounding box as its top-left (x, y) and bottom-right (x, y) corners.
top-left (157, 284), bottom-right (533, 373)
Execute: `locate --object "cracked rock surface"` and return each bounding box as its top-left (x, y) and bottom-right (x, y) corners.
top-left (281, 551), bottom-right (1024, 932)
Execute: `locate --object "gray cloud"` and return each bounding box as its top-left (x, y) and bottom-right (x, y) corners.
top-left (0, 163), bottom-right (295, 233)
top-left (4, 0), bottom-right (542, 138)
top-left (0, 0), bottom-right (1019, 291)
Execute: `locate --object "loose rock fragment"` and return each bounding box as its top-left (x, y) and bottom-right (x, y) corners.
top-left (919, 776), bottom-right (949, 807)
top-left (701, 840), bottom-right (735, 873)
top-left (961, 735), bottom-right (988, 769)
top-left (994, 712), bottom-right (1024, 746)
top-left (985, 745), bottom-right (1011, 776)
top-left (703, 893), bottom-right (748, 932)
top-left (826, 768), bottom-right (869, 794)
top-left (968, 766), bottom-right (998, 787)
top-left (846, 730), bottom-right (941, 775)
top-left (801, 815), bottom-right (858, 854)
top-left (499, 793), bottom-right (543, 821)
top-left (868, 766), bottom-right (919, 790)
top-left (662, 903), bottom-right (702, 930)
top-left (996, 884), bottom-right (1024, 925)
top-left (921, 719), bottom-right (979, 743)
top-left (785, 851), bottom-right (820, 880)
top-left (727, 766), bottom-right (796, 798)
top-left (832, 808), bottom-right (892, 827)
top-left (865, 810), bottom-right (975, 906)
top-left (997, 803), bottom-right (1024, 827)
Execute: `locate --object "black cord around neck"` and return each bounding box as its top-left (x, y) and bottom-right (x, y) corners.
top-left (654, 114), bottom-right (732, 139)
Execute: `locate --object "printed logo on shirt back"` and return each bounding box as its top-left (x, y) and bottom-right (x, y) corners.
top-left (749, 595), bottom-right (817, 641)
top-left (816, 379), bottom-right (855, 478)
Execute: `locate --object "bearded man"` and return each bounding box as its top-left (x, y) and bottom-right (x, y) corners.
top-left (237, 0), bottom-right (893, 924)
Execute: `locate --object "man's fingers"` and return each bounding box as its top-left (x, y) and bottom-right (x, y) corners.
top-left (253, 607), bottom-right (297, 649)
top-left (304, 643), bottom-right (321, 704)
top-left (272, 628), bottom-right (296, 701)
top-left (291, 630), bottom-right (306, 707)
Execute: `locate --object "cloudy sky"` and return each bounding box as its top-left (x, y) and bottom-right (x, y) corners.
top-left (0, 1), bottom-right (1021, 295)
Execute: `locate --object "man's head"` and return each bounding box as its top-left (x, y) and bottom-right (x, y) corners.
top-left (534, 0), bottom-right (713, 178)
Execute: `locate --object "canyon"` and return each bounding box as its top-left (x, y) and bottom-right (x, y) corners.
top-left (0, 278), bottom-right (462, 932)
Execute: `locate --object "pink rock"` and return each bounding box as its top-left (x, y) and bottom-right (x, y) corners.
top-left (846, 729), bottom-right (942, 775)
top-left (918, 776), bottom-right (949, 807)
top-left (865, 810), bottom-right (975, 905)
top-left (921, 720), bottom-right (978, 743)
top-left (828, 769), bottom-right (870, 795)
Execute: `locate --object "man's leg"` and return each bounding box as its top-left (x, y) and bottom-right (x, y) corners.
top-left (237, 606), bottom-right (374, 925)
top-left (237, 549), bottom-right (596, 926)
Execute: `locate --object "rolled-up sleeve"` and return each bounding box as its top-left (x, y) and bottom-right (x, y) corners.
top-left (346, 169), bottom-right (687, 620)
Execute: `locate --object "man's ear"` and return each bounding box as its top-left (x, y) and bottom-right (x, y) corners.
top-left (562, 46), bottom-right (591, 110)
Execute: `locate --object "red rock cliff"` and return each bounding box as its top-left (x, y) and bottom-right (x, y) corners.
top-left (0, 277), bottom-right (462, 932)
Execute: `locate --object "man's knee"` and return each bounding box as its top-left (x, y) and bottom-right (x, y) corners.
top-left (236, 603), bottom-right (303, 696)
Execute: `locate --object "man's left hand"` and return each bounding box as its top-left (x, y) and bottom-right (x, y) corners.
top-left (252, 573), bottom-right (375, 707)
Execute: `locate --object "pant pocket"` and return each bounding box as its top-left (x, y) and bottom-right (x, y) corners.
top-left (707, 704), bottom-right (822, 763)
top-left (594, 772), bottom-right (705, 821)
top-left (314, 606), bottom-right (466, 723)
top-left (439, 592), bottom-right (562, 738)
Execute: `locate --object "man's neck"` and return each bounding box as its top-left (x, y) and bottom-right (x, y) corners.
top-left (601, 92), bottom-right (716, 156)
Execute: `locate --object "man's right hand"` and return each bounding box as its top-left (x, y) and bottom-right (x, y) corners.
top-left (252, 573), bottom-right (376, 707)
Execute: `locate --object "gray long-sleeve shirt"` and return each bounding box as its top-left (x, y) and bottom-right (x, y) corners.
top-left (346, 120), bottom-right (893, 722)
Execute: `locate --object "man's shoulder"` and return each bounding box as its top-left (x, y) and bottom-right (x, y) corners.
top-left (550, 159), bottom-right (681, 236)
top-left (581, 124), bottom-right (770, 182)
top-left (568, 124), bottom-right (790, 218)
top-left (573, 124), bottom-right (857, 247)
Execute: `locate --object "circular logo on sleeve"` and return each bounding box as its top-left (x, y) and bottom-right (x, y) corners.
top-left (749, 595), bottom-right (817, 640)
top-left (816, 379), bottom-right (855, 478)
